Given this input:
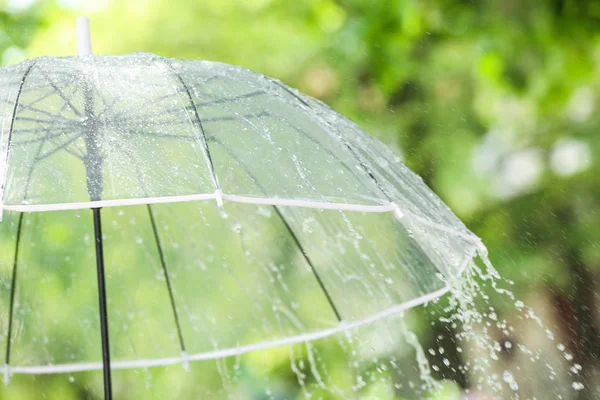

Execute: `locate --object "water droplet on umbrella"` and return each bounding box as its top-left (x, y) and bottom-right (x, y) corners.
top-left (503, 371), bottom-right (519, 391)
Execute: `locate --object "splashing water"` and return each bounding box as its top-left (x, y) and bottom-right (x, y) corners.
top-left (56, 247), bottom-right (584, 400)
top-left (223, 249), bottom-right (585, 399)
top-left (155, 248), bottom-right (582, 400)
top-left (417, 248), bottom-right (586, 399)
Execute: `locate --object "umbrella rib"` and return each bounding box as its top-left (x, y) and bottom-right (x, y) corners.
top-left (269, 80), bottom-right (312, 108)
top-left (343, 144), bottom-right (394, 201)
top-left (146, 204), bottom-right (188, 357)
top-left (1, 61), bottom-right (38, 210)
top-left (3, 213), bottom-right (24, 381)
top-left (0, 100), bottom-right (80, 124)
top-left (0, 92), bottom-right (49, 108)
top-left (25, 87), bottom-right (61, 108)
top-left (273, 206), bottom-right (343, 322)
top-left (190, 94), bottom-right (328, 200)
top-left (342, 138), bottom-right (471, 240)
top-left (110, 90), bottom-right (266, 123)
top-left (194, 90), bottom-right (265, 108)
top-left (47, 136), bottom-right (86, 159)
top-left (106, 144), bottom-right (198, 367)
top-left (15, 116), bottom-right (76, 125)
top-left (160, 61), bottom-right (221, 197)
top-left (104, 142), bottom-right (191, 362)
top-left (273, 116), bottom-right (374, 188)
top-left (265, 80), bottom-right (398, 201)
top-left (95, 96), bottom-right (121, 120)
top-left (113, 111), bottom-right (269, 129)
top-left (111, 110), bottom-right (270, 131)
top-left (14, 105), bottom-right (80, 124)
top-left (15, 121), bottom-right (81, 206)
top-left (38, 70), bottom-right (83, 117)
top-left (35, 132), bottom-right (85, 162)
top-left (209, 137), bottom-right (343, 322)
top-left (97, 74), bottom-right (222, 122)
top-left (12, 127), bottom-right (77, 138)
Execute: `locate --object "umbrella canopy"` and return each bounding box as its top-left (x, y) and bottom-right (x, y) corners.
top-left (0, 18), bottom-right (483, 399)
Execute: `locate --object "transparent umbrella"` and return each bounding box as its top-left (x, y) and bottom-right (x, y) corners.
top-left (0, 17), bottom-right (483, 399)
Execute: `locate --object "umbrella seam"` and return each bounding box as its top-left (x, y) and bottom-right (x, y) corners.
top-left (1, 195), bottom-right (480, 244)
top-left (1, 194), bottom-right (394, 212)
top-left (159, 59), bottom-right (223, 207)
top-left (6, 284), bottom-right (452, 376)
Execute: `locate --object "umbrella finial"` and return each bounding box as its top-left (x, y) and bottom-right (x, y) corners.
top-left (76, 16), bottom-right (93, 56)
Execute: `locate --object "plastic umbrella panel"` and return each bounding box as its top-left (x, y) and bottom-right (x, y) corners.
top-left (0, 53), bottom-right (480, 375)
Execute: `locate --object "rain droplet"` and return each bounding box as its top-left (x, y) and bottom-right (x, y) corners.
top-left (515, 300), bottom-right (524, 309)
top-left (503, 371), bottom-right (519, 391)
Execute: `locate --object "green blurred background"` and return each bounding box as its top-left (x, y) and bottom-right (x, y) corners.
top-left (0, 0), bottom-right (599, 399)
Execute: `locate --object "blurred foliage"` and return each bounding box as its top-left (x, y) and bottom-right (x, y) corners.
top-left (0, 0), bottom-right (599, 399)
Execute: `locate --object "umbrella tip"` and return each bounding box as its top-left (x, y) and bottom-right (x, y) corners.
top-left (181, 351), bottom-right (190, 371)
top-left (76, 16), bottom-right (93, 56)
top-left (2, 364), bottom-right (9, 385)
top-left (391, 203), bottom-right (404, 220)
top-left (215, 189), bottom-right (224, 208)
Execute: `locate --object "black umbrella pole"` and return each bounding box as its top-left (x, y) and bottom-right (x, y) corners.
top-left (93, 208), bottom-right (113, 400)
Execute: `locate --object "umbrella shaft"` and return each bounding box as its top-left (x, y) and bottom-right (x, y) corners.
top-left (93, 208), bottom-right (113, 400)
top-left (80, 55), bottom-right (110, 398)
top-left (83, 85), bottom-right (103, 202)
